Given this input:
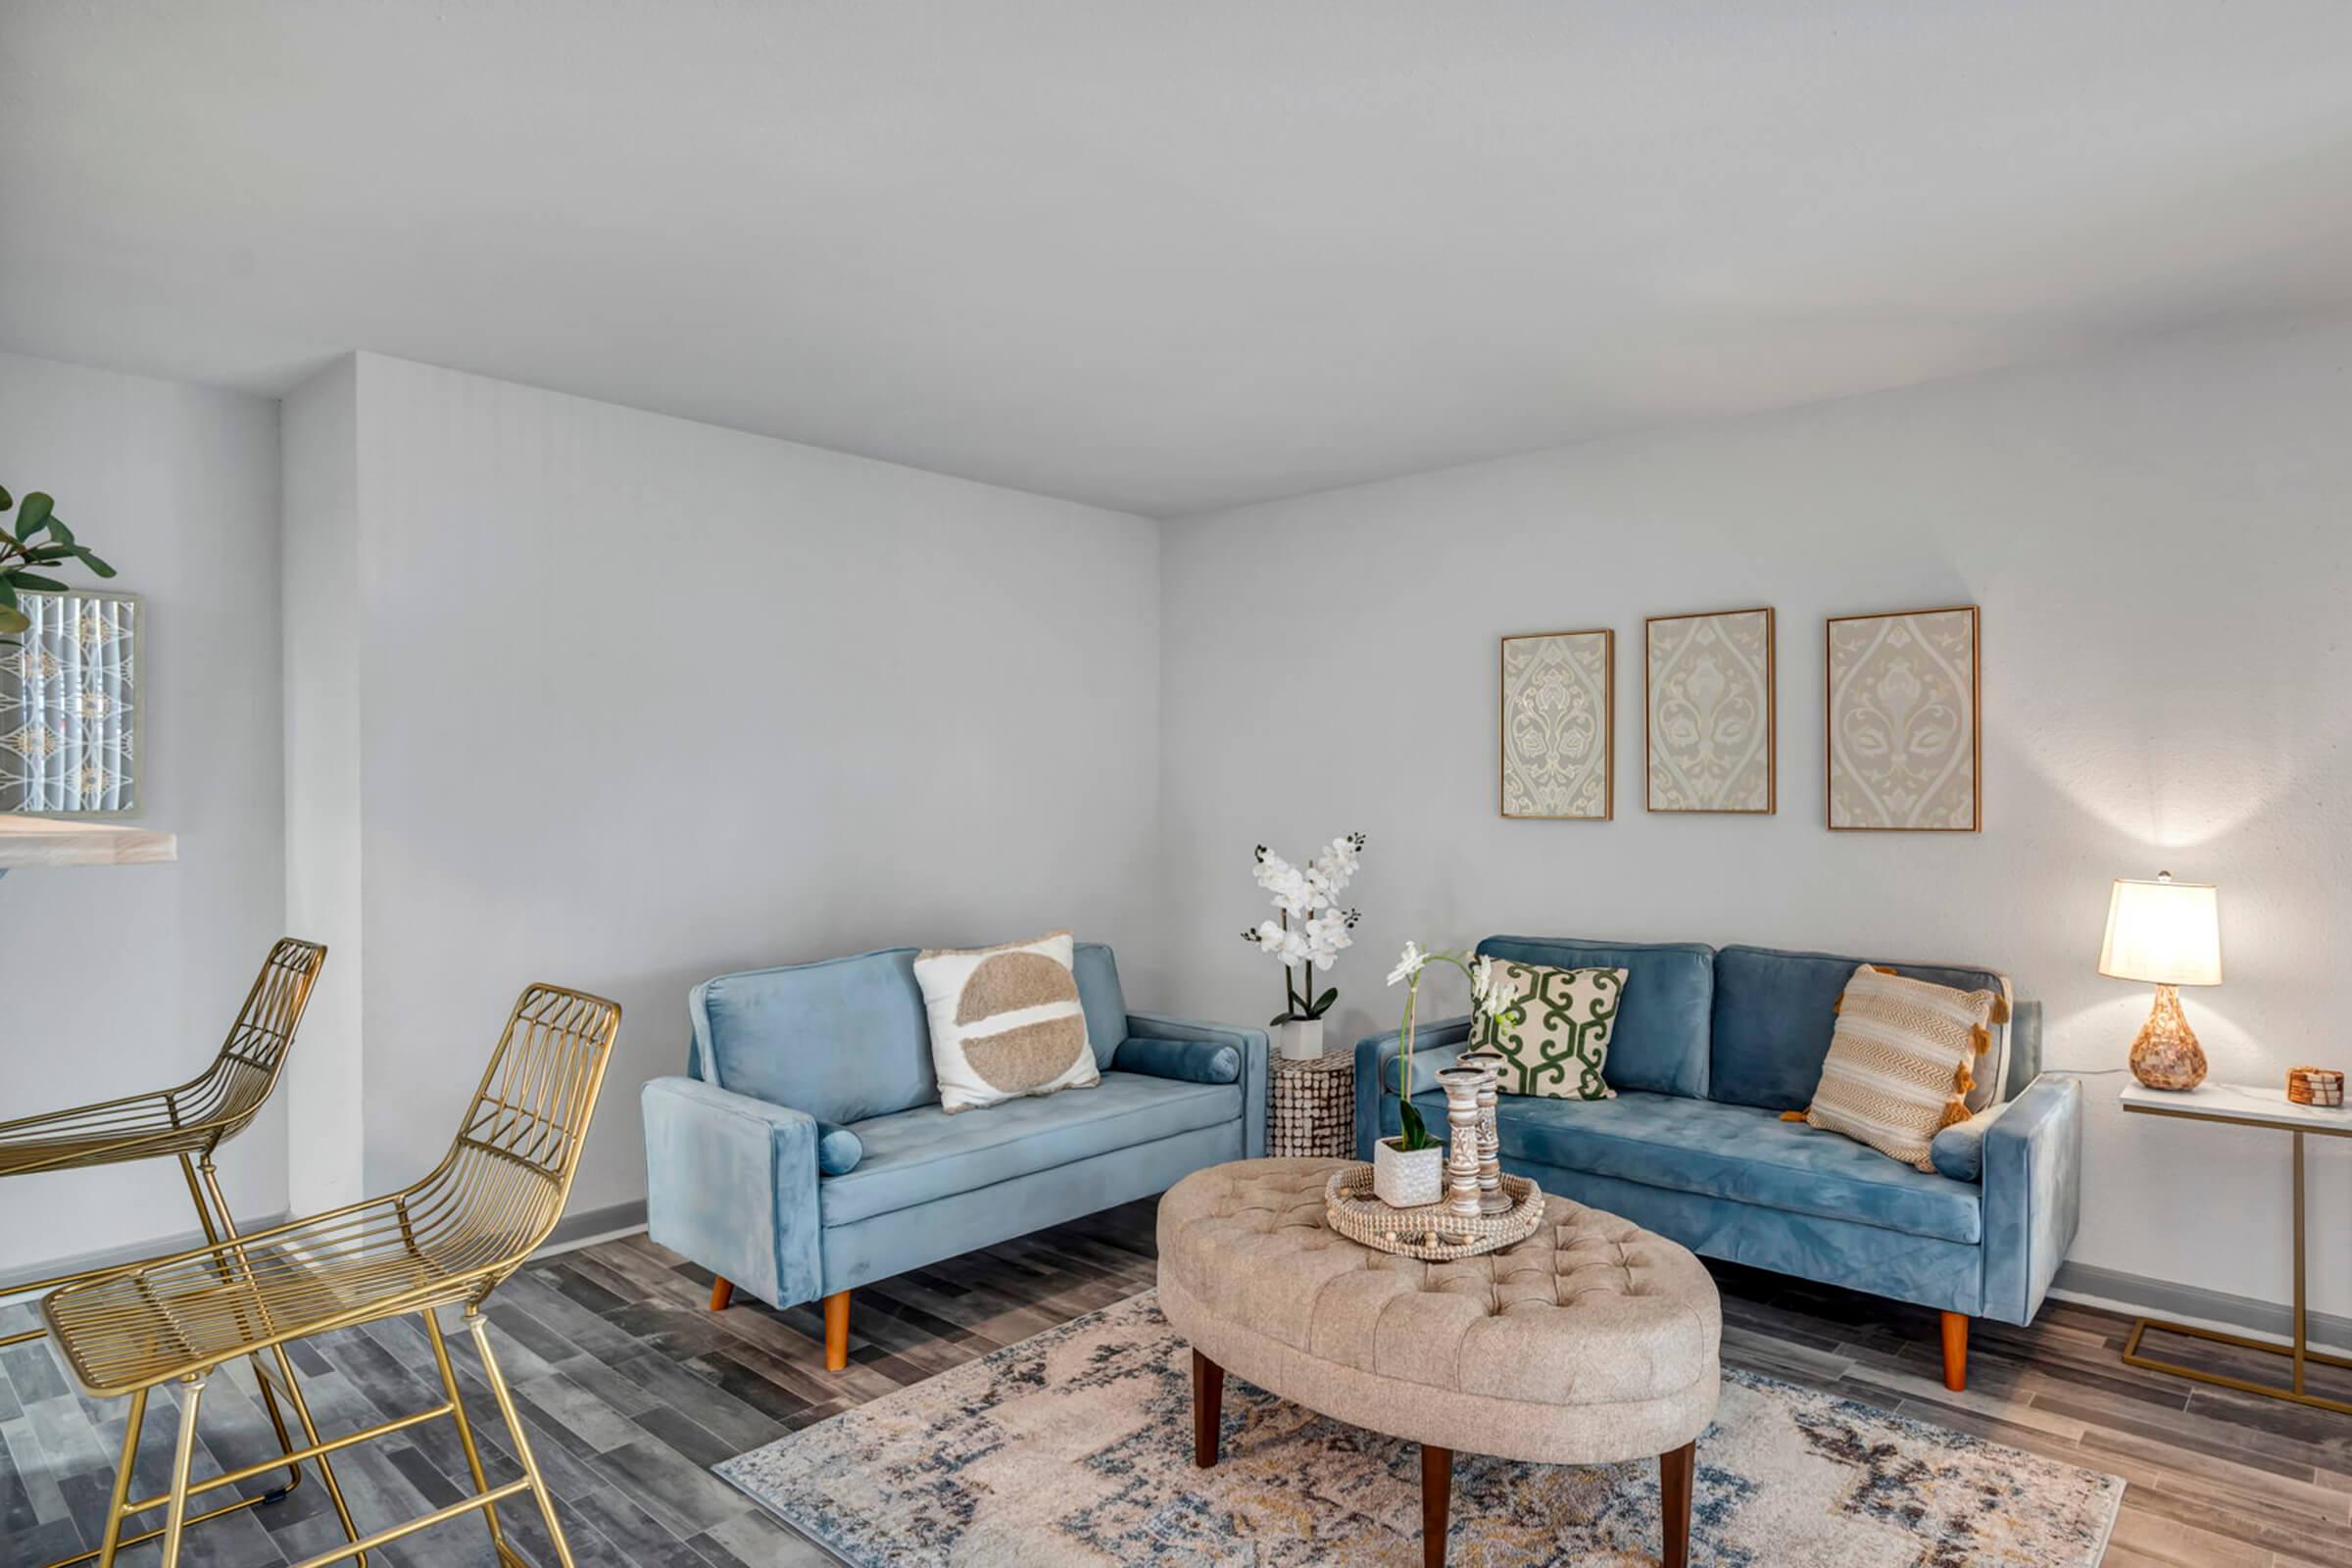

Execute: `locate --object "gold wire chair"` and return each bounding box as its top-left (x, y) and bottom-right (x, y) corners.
top-left (0, 938), bottom-right (341, 1562)
top-left (41, 982), bottom-right (622, 1568)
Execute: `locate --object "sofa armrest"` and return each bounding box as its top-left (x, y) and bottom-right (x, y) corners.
top-left (1125, 1013), bottom-right (1269, 1157)
top-left (642, 1076), bottom-right (825, 1311)
top-left (1979, 1073), bottom-right (2083, 1326)
top-left (1352, 1015), bottom-right (1473, 1160)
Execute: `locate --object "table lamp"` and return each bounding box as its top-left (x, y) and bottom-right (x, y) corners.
top-left (2098, 871), bottom-right (2222, 1090)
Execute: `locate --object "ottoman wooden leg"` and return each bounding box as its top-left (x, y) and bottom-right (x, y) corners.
top-left (1192, 1348), bottom-right (1224, 1467)
top-left (1659, 1440), bottom-right (1695, 1568)
top-left (1420, 1443), bottom-right (1451, 1568)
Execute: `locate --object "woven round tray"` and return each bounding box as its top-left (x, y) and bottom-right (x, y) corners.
top-left (1322, 1163), bottom-right (1545, 1260)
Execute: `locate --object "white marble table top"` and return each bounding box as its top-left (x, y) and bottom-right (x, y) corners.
top-left (0, 812), bottom-right (177, 869)
top-left (2121, 1079), bottom-right (2352, 1137)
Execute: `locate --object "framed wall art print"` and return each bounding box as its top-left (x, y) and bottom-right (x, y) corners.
top-left (1499, 629), bottom-right (1612, 820)
top-left (1644, 607), bottom-right (1775, 813)
top-left (1825, 605), bottom-right (1980, 832)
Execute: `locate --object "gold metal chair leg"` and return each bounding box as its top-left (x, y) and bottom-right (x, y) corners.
top-left (424, 1305), bottom-right (513, 1558)
top-left (93, 1385), bottom-right (148, 1567)
top-left (267, 1340), bottom-right (371, 1562)
top-left (467, 1307), bottom-right (579, 1568)
top-left (180, 1152), bottom-right (308, 1498)
top-left (159, 1374), bottom-right (208, 1568)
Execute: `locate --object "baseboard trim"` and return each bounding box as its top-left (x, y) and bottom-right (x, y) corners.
top-left (2050, 1260), bottom-right (2352, 1357)
top-left (0, 1212), bottom-right (295, 1307)
top-left (536, 1199), bottom-right (648, 1258)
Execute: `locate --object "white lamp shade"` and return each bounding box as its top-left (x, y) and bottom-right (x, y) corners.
top-left (2098, 876), bottom-right (2221, 987)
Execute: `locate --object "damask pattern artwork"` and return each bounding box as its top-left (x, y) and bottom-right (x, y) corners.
top-left (0, 590), bottom-right (139, 814)
top-left (1498, 629), bottom-right (1612, 820)
top-left (1644, 608), bottom-right (1775, 812)
top-left (1826, 606), bottom-right (1980, 832)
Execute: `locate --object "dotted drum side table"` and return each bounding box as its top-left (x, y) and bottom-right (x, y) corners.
top-left (1270, 1050), bottom-right (1356, 1158)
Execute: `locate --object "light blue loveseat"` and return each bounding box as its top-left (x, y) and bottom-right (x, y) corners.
top-left (1356, 935), bottom-right (2082, 1393)
top-left (645, 941), bottom-right (1266, 1367)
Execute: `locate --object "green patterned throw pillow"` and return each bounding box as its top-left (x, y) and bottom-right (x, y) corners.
top-left (1469, 961), bottom-right (1628, 1100)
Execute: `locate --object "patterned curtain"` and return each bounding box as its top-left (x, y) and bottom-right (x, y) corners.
top-left (1, 592), bottom-right (138, 813)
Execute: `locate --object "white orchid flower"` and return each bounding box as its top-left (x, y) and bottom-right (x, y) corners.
top-left (1387, 942), bottom-right (1426, 987)
top-left (1249, 919), bottom-right (1289, 955)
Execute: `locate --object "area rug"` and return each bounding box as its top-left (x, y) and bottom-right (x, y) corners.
top-left (715, 1292), bottom-right (2123, 1566)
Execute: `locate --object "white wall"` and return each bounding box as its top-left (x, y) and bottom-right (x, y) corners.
top-left (1160, 312), bottom-right (2352, 1320)
top-left (291, 354), bottom-right (1164, 1212)
top-left (0, 352), bottom-right (287, 1267)
top-left (279, 359), bottom-right (368, 1211)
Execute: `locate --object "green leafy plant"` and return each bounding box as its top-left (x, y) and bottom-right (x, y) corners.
top-left (0, 485), bottom-right (116, 638)
top-left (1385, 945), bottom-right (1522, 1152)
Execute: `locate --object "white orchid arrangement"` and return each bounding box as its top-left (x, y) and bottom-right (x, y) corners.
top-left (1385, 945), bottom-right (1523, 1152)
top-left (1239, 832), bottom-right (1367, 1027)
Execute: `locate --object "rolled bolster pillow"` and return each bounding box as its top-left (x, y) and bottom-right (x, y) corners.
top-left (815, 1121), bottom-right (864, 1176)
top-left (1115, 1036), bottom-right (1243, 1085)
top-left (1385, 1044), bottom-right (1467, 1097)
top-left (1928, 1101), bottom-right (2010, 1183)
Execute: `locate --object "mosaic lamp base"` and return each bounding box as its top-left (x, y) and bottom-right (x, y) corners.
top-left (2128, 983), bottom-right (2208, 1091)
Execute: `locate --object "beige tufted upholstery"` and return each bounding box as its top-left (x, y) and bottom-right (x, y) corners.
top-left (1157, 1157), bottom-right (1721, 1464)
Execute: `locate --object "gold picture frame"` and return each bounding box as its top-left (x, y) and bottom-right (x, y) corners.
top-left (1499, 628), bottom-right (1613, 820)
top-left (1825, 605), bottom-right (1981, 832)
top-left (1643, 607), bottom-right (1775, 814)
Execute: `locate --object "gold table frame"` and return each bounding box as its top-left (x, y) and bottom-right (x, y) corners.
top-left (2119, 1082), bottom-right (2352, 1416)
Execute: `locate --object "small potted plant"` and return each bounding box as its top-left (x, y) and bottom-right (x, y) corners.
top-left (1239, 833), bottom-right (1365, 1060)
top-left (0, 486), bottom-right (116, 638)
top-left (1378, 945), bottom-right (1518, 1207)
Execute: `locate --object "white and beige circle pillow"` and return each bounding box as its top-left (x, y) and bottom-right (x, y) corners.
top-left (914, 930), bottom-right (1101, 1112)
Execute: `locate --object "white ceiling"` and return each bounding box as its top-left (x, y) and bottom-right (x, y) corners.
top-left (7, 3), bottom-right (2352, 516)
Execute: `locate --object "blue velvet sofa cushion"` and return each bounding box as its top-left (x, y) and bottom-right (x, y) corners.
top-left (1403, 1089), bottom-right (1983, 1244)
top-left (692, 947), bottom-right (934, 1125)
top-left (823, 1070), bottom-right (1240, 1226)
top-left (1071, 942), bottom-right (1128, 1070)
top-left (1113, 1035), bottom-right (1241, 1084)
top-left (1476, 936), bottom-right (1713, 1099)
top-left (1709, 944), bottom-right (2009, 1113)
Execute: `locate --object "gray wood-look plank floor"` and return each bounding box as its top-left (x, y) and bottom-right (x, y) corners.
top-left (3, 1198), bottom-right (2348, 1566)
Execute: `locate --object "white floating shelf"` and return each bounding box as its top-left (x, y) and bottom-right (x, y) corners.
top-left (0, 812), bottom-right (177, 869)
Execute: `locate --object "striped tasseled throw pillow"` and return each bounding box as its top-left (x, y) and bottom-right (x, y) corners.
top-left (1788, 964), bottom-right (1999, 1171)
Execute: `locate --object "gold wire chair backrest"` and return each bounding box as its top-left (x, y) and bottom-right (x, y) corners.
top-left (0, 937), bottom-right (326, 1176)
top-left (173, 937), bottom-right (331, 1150)
top-left (389, 982), bottom-right (624, 1302)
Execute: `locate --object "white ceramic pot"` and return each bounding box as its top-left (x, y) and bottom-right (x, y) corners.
top-left (1373, 1136), bottom-right (1445, 1207)
top-left (1276, 1017), bottom-right (1326, 1061)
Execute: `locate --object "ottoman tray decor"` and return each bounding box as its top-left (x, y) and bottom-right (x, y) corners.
top-left (1323, 1162), bottom-right (1544, 1260)
top-left (1160, 1156), bottom-right (1721, 1568)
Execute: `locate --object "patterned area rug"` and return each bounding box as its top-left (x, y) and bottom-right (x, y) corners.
top-left (716, 1292), bottom-right (2123, 1566)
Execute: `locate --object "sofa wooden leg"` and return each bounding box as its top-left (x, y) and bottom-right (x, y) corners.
top-left (1191, 1348), bottom-right (1223, 1468)
top-left (1659, 1440), bottom-right (1694, 1568)
top-left (1941, 1311), bottom-right (1969, 1392)
top-left (1420, 1444), bottom-right (1452, 1568)
top-left (823, 1289), bottom-right (852, 1371)
top-left (709, 1278), bottom-right (734, 1312)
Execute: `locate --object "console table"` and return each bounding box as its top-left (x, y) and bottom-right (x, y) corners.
top-left (2119, 1080), bottom-right (2352, 1415)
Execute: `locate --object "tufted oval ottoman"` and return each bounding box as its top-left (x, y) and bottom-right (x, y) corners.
top-left (1157, 1156), bottom-right (1721, 1568)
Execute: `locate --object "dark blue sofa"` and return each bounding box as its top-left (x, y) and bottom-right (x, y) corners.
top-left (1355, 935), bottom-right (2082, 1392)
